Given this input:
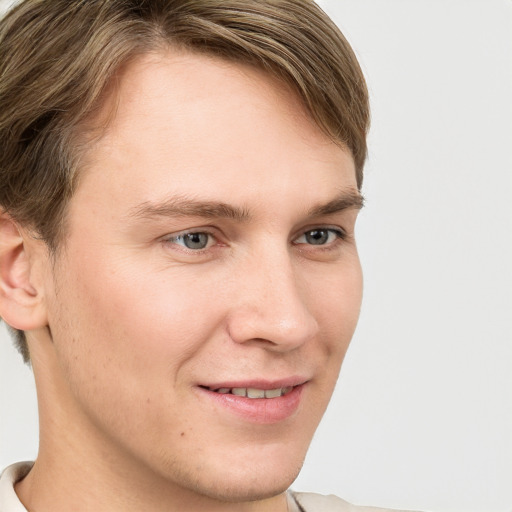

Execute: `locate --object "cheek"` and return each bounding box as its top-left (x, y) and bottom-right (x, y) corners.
top-left (46, 255), bottom-right (222, 441)
top-left (310, 259), bottom-right (363, 349)
top-left (310, 262), bottom-right (362, 403)
top-left (49, 248), bottom-right (224, 392)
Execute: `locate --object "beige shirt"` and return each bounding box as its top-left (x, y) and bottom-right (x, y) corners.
top-left (0, 463), bottom-right (28, 512)
top-left (288, 490), bottom-right (419, 512)
top-left (1, 462), bottom-right (419, 512)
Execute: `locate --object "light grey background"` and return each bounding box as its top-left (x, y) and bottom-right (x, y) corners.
top-left (1, 1), bottom-right (511, 511)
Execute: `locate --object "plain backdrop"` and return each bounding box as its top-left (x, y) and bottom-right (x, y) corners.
top-left (1, 1), bottom-right (511, 511)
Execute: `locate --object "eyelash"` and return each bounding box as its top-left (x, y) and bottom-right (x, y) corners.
top-left (163, 230), bottom-right (218, 251)
top-left (292, 227), bottom-right (346, 248)
top-left (163, 227), bottom-right (347, 253)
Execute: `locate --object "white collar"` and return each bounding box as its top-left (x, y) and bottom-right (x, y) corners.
top-left (0, 462), bottom-right (32, 512)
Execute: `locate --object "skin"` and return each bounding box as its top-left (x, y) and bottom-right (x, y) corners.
top-left (6, 51), bottom-right (363, 512)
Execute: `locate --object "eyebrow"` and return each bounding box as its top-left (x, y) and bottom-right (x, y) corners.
top-left (128, 190), bottom-right (364, 223)
top-left (129, 196), bottom-right (251, 222)
top-left (308, 189), bottom-right (364, 216)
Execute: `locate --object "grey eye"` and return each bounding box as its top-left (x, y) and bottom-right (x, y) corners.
top-left (304, 229), bottom-right (330, 245)
top-left (182, 232), bottom-right (210, 249)
top-left (294, 228), bottom-right (342, 246)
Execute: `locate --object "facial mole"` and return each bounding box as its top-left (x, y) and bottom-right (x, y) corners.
top-left (180, 432), bottom-right (185, 437)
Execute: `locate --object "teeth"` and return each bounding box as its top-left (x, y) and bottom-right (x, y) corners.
top-left (264, 388), bottom-right (282, 399)
top-left (247, 388), bottom-right (265, 398)
top-left (212, 387), bottom-right (293, 399)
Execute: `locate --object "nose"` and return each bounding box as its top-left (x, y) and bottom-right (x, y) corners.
top-left (226, 247), bottom-right (319, 352)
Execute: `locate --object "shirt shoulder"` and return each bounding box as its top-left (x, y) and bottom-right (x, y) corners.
top-left (289, 491), bottom-right (423, 512)
top-left (0, 462), bottom-right (32, 512)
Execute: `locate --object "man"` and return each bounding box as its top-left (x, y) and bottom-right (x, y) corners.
top-left (0, 1), bottom-right (414, 511)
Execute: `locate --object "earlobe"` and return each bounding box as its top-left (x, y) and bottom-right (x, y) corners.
top-left (0, 213), bottom-right (48, 331)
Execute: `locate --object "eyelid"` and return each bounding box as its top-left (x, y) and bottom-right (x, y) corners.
top-left (162, 228), bottom-right (219, 251)
top-left (160, 224), bottom-right (348, 254)
top-left (292, 226), bottom-right (347, 244)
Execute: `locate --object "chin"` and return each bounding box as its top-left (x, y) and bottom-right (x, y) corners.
top-left (157, 443), bottom-right (306, 504)
top-left (192, 459), bottom-right (303, 503)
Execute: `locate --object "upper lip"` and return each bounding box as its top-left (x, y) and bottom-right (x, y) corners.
top-left (198, 377), bottom-right (309, 390)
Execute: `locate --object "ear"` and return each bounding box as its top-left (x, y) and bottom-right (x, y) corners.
top-left (0, 213), bottom-right (48, 331)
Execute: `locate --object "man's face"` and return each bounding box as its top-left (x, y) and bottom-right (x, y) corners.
top-left (40, 52), bottom-right (363, 502)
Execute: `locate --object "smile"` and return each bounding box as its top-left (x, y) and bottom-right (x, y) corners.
top-left (198, 382), bottom-right (305, 424)
top-left (206, 386), bottom-right (294, 398)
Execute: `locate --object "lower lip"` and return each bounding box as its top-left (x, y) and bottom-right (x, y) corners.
top-left (197, 385), bottom-right (304, 424)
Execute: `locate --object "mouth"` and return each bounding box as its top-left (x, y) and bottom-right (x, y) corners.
top-left (197, 381), bottom-right (306, 424)
top-left (200, 385), bottom-right (294, 399)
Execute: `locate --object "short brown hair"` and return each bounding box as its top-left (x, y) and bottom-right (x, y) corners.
top-left (0, 0), bottom-right (370, 362)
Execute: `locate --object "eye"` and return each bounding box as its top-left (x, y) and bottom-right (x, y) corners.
top-left (165, 231), bottom-right (214, 250)
top-left (294, 228), bottom-right (344, 246)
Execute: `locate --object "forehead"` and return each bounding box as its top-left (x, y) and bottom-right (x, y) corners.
top-left (93, 50), bottom-right (339, 152)
top-left (72, 51), bottom-right (356, 223)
